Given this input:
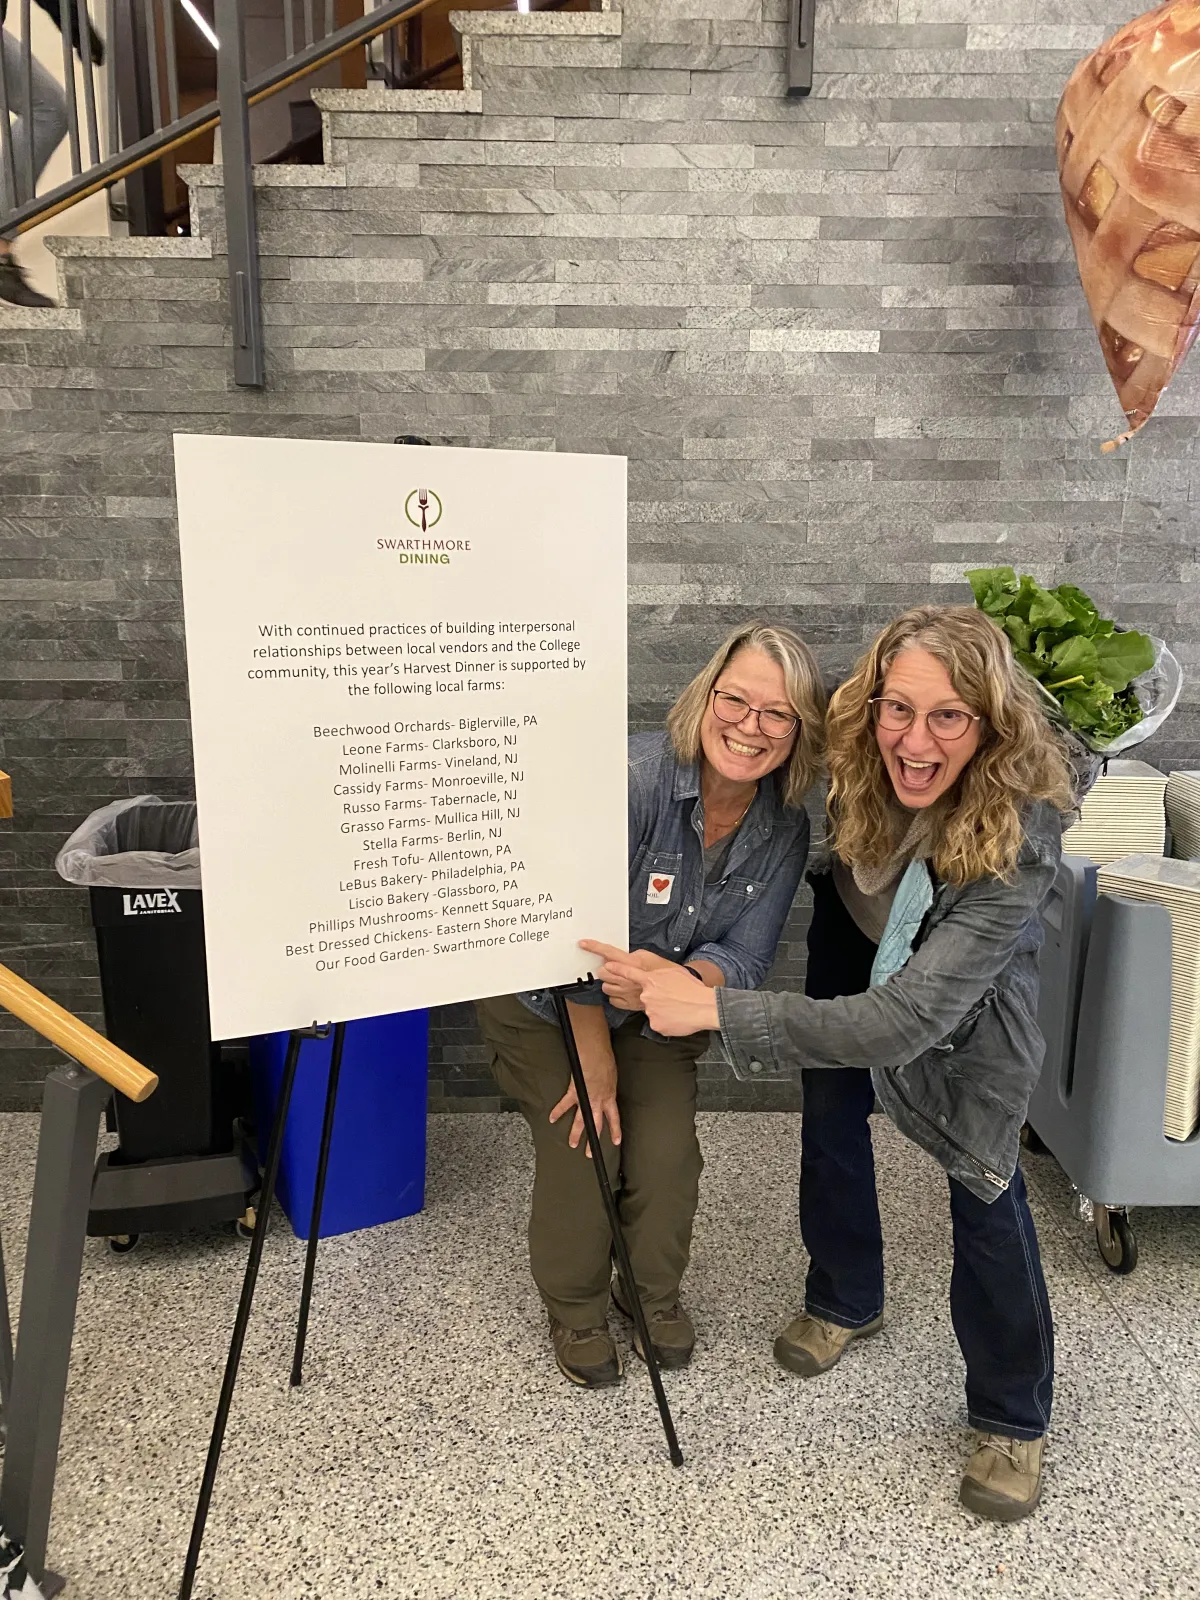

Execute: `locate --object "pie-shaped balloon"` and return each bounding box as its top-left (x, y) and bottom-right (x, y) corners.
top-left (1058, 2), bottom-right (1200, 449)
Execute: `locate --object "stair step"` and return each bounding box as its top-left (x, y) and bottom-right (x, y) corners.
top-left (311, 87), bottom-right (482, 114)
top-left (178, 163), bottom-right (348, 188)
top-left (448, 9), bottom-right (621, 36)
top-left (44, 236), bottom-right (213, 260)
top-left (0, 304), bottom-right (82, 330)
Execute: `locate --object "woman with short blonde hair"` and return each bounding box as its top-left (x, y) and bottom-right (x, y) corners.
top-left (607, 605), bottom-right (1072, 1522)
top-left (479, 621), bottom-right (825, 1388)
top-left (667, 622), bottom-right (825, 809)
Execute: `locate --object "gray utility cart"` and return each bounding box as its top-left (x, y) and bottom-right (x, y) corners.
top-left (1029, 854), bottom-right (1200, 1274)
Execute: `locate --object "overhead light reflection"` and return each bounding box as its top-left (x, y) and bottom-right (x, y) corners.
top-left (179, 0), bottom-right (219, 50)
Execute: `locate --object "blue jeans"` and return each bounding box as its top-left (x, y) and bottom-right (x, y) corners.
top-left (799, 873), bottom-right (1055, 1440)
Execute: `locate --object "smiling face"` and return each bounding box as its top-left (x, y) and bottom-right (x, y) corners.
top-left (875, 646), bottom-right (983, 809)
top-left (699, 646), bottom-right (799, 786)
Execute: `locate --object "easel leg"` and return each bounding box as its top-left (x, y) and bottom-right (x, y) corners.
top-left (291, 1019), bottom-right (346, 1387)
top-left (178, 1027), bottom-right (309, 1600)
top-left (549, 989), bottom-right (684, 1468)
top-left (0, 1229), bottom-right (13, 1424)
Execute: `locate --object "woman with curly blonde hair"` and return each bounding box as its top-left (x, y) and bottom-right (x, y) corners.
top-left (600, 605), bottom-right (1073, 1523)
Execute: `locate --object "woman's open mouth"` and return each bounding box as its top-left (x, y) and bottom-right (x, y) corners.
top-left (894, 756), bottom-right (941, 793)
top-left (722, 733), bottom-right (766, 760)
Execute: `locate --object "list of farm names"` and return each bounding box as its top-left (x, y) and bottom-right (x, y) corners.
top-left (240, 618), bottom-right (585, 978)
top-left (297, 710), bottom-right (565, 971)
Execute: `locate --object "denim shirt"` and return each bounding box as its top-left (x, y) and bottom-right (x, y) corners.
top-left (717, 801), bottom-right (1064, 1202)
top-left (521, 731), bottom-right (810, 1038)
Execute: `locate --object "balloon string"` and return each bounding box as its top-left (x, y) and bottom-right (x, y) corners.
top-left (1100, 424), bottom-right (1143, 453)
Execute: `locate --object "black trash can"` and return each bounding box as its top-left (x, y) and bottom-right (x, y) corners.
top-left (56, 796), bottom-right (258, 1246)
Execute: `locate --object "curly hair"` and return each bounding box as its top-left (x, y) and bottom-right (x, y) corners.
top-left (667, 622), bottom-right (826, 809)
top-left (827, 605), bottom-right (1073, 884)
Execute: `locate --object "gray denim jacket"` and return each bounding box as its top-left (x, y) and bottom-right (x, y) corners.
top-left (521, 731), bottom-right (810, 1038)
top-left (716, 801), bottom-right (1064, 1202)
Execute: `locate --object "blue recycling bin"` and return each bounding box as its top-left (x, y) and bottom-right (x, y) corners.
top-left (249, 1010), bottom-right (429, 1240)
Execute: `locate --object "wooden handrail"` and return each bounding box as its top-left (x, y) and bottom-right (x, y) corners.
top-left (0, 962), bottom-right (158, 1102)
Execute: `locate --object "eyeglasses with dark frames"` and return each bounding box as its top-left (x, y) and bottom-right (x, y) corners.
top-left (869, 697), bottom-right (982, 742)
top-left (711, 688), bottom-right (800, 740)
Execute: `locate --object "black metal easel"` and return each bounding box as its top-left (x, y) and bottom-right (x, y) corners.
top-left (179, 986), bottom-right (683, 1595)
top-left (178, 1021), bottom-right (331, 1600)
top-left (291, 1021), bottom-right (347, 1388)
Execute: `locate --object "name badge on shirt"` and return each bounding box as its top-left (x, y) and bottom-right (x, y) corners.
top-left (646, 872), bottom-right (675, 905)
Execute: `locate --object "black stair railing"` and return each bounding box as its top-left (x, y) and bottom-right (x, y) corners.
top-left (0, 0), bottom-right (438, 382)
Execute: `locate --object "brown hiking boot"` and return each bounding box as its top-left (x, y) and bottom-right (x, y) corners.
top-left (0, 259), bottom-right (54, 308)
top-left (960, 1432), bottom-right (1045, 1522)
top-left (773, 1308), bottom-right (885, 1376)
top-left (549, 1318), bottom-right (623, 1388)
top-left (611, 1281), bottom-right (695, 1370)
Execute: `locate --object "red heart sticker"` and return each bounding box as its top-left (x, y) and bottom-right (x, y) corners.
top-left (652, 877), bottom-right (670, 893)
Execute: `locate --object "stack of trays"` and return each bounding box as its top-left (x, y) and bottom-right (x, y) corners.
top-left (1095, 853), bottom-right (1200, 1141)
top-left (1062, 760), bottom-right (1168, 865)
top-left (1166, 771), bottom-right (1200, 861)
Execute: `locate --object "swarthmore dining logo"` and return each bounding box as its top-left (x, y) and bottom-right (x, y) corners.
top-left (122, 890), bottom-right (183, 916)
top-left (376, 488), bottom-right (470, 566)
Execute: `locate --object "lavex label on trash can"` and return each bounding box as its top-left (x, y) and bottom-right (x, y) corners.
top-left (249, 1010), bottom-right (429, 1241)
top-left (119, 889), bottom-right (184, 916)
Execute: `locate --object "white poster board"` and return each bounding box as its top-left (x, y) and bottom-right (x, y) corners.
top-left (174, 435), bottom-right (629, 1040)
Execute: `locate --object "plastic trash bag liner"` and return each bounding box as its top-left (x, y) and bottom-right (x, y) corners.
top-left (55, 795), bottom-right (201, 890)
top-left (0, 1523), bottom-right (45, 1600)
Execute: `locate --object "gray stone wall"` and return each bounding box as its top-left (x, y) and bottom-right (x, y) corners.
top-left (0, 0), bottom-right (1195, 1111)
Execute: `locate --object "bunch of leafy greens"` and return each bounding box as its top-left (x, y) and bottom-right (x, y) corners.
top-left (965, 567), bottom-right (1155, 747)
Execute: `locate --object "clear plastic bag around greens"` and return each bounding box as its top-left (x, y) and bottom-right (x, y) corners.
top-left (1033, 633), bottom-right (1182, 766)
top-left (55, 795), bottom-right (201, 890)
top-left (1105, 636), bottom-right (1184, 754)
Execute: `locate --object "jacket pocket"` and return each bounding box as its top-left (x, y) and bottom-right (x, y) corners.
top-left (630, 851), bottom-right (683, 930)
top-left (698, 872), bottom-right (766, 943)
top-left (886, 1063), bottom-right (1011, 1192)
top-left (930, 986), bottom-right (996, 1054)
top-left (945, 987), bottom-right (1044, 1116)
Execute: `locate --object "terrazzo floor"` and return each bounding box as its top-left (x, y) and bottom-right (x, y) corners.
top-left (1, 1109), bottom-right (1198, 1600)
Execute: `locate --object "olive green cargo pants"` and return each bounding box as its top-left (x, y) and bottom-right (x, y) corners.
top-left (476, 993), bottom-right (707, 1330)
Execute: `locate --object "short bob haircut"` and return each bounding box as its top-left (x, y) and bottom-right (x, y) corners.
top-left (666, 622), bottom-right (826, 809)
top-left (827, 604), bottom-right (1073, 885)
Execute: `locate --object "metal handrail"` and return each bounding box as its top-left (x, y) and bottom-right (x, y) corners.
top-left (0, 961), bottom-right (157, 1101)
top-left (243, 0), bottom-right (434, 103)
top-left (3, 99), bottom-right (218, 234)
top-left (0, 0), bottom-right (437, 238)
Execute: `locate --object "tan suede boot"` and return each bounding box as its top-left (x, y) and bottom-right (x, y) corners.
top-left (960, 1432), bottom-right (1045, 1522)
top-left (772, 1309), bottom-right (885, 1376)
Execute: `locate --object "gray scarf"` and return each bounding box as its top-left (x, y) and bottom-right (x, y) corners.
top-left (850, 806), bottom-right (938, 899)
